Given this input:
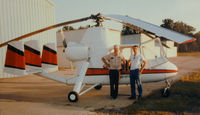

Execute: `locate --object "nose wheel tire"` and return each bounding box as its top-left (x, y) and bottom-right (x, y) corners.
top-left (161, 88), bottom-right (170, 97)
top-left (94, 84), bottom-right (102, 90)
top-left (68, 91), bottom-right (79, 102)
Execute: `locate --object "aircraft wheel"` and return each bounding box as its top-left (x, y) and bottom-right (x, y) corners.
top-left (161, 88), bottom-right (170, 97)
top-left (94, 84), bottom-right (102, 90)
top-left (68, 91), bottom-right (79, 102)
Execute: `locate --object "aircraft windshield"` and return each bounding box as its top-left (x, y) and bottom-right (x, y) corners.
top-left (140, 38), bottom-right (168, 68)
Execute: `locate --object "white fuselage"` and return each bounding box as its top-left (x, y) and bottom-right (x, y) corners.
top-left (63, 27), bottom-right (178, 85)
top-left (66, 61), bottom-right (178, 85)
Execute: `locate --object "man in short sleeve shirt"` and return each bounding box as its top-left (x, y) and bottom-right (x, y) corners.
top-left (128, 44), bottom-right (146, 100)
top-left (102, 45), bottom-right (126, 99)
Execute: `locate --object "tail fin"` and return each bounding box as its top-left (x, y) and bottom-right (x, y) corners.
top-left (4, 41), bottom-right (27, 75)
top-left (42, 43), bottom-right (58, 72)
top-left (24, 40), bottom-right (42, 73)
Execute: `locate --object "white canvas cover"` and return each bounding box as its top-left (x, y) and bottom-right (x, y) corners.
top-left (103, 14), bottom-right (196, 44)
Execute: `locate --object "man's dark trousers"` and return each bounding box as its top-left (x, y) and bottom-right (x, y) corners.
top-left (130, 69), bottom-right (143, 97)
top-left (109, 70), bottom-right (120, 98)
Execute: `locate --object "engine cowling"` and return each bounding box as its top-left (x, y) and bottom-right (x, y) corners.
top-left (65, 42), bottom-right (89, 61)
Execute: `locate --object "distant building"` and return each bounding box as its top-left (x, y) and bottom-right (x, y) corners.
top-left (0, 0), bottom-right (56, 78)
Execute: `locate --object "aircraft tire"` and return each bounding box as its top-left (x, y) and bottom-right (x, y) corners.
top-left (68, 91), bottom-right (79, 102)
top-left (94, 84), bottom-right (102, 90)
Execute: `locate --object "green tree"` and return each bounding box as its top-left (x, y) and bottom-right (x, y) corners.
top-left (122, 25), bottom-right (140, 35)
top-left (161, 19), bottom-right (174, 30)
top-left (63, 26), bottom-right (74, 31)
top-left (160, 19), bottom-right (199, 52)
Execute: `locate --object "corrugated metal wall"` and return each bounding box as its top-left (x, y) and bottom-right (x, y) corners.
top-left (0, 0), bottom-right (56, 78)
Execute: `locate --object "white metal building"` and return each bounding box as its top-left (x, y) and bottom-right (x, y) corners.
top-left (0, 0), bottom-right (56, 78)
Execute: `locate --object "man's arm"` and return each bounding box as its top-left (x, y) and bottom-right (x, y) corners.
top-left (127, 54), bottom-right (132, 68)
top-left (102, 57), bottom-right (110, 68)
top-left (139, 60), bottom-right (147, 74)
top-left (122, 57), bottom-right (126, 65)
top-left (127, 60), bottom-right (131, 67)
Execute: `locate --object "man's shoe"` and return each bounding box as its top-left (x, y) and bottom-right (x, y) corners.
top-left (113, 96), bottom-right (117, 99)
top-left (111, 95), bottom-right (117, 99)
top-left (138, 96), bottom-right (142, 101)
top-left (128, 96), bottom-right (136, 100)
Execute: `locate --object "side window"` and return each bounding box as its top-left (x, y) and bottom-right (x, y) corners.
top-left (140, 38), bottom-right (168, 68)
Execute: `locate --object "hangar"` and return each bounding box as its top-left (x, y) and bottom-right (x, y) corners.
top-left (0, 0), bottom-right (56, 78)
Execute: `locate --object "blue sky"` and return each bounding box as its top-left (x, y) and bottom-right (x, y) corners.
top-left (51, 0), bottom-right (200, 32)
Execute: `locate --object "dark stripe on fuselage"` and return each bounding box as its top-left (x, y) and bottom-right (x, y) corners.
top-left (85, 68), bottom-right (178, 75)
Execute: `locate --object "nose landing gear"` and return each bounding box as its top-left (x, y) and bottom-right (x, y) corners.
top-left (68, 91), bottom-right (79, 102)
top-left (161, 80), bottom-right (171, 97)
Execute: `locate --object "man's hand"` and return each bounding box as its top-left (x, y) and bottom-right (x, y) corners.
top-left (139, 69), bottom-right (144, 74)
top-left (103, 64), bottom-right (110, 69)
top-left (105, 64), bottom-right (110, 68)
top-left (139, 60), bottom-right (147, 74)
top-left (102, 57), bottom-right (110, 69)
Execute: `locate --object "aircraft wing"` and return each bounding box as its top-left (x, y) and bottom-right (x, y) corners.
top-left (103, 14), bottom-right (196, 44)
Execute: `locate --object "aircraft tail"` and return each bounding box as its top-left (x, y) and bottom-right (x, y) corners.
top-left (24, 40), bottom-right (42, 73)
top-left (4, 41), bottom-right (26, 75)
top-left (4, 41), bottom-right (58, 75)
top-left (41, 43), bottom-right (58, 72)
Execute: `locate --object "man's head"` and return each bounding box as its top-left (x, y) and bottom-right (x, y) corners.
top-left (132, 45), bottom-right (139, 54)
top-left (114, 45), bottom-right (119, 55)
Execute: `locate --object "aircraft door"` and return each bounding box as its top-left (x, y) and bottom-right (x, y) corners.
top-left (140, 38), bottom-right (168, 69)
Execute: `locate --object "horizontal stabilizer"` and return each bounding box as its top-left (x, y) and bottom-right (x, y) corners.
top-left (4, 41), bottom-right (27, 75)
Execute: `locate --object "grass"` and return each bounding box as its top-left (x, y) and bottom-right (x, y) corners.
top-left (123, 71), bottom-right (200, 114)
top-left (178, 52), bottom-right (200, 56)
top-left (97, 71), bottom-right (200, 114)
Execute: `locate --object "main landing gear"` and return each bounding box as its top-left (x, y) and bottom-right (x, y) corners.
top-left (94, 84), bottom-right (102, 90)
top-left (68, 83), bottom-right (102, 102)
top-left (161, 80), bottom-right (171, 97)
top-left (68, 91), bottom-right (79, 102)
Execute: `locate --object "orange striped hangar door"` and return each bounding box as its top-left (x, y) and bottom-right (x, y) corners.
top-left (4, 41), bottom-right (27, 75)
top-left (24, 40), bottom-right (42, 73)
top-left (42, 43), bottom-right (58, 72)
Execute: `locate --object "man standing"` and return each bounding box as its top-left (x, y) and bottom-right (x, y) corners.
top-left (128, 45), bottom-right (146, 100)
top-left (102, 45), bottom-right (126, 99)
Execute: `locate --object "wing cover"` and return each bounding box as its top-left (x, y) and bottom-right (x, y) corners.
top-left (4, 41), bottom-right (27, 75)
top-left (103, 14), bottom-right (196, 44)
top-left (42, 43), bottom-right (58, 72)
top-left (24, 40), bottom-right (42, 73)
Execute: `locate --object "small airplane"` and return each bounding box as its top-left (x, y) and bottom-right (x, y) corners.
top-left (0, 13), bottom-right (196, 102)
